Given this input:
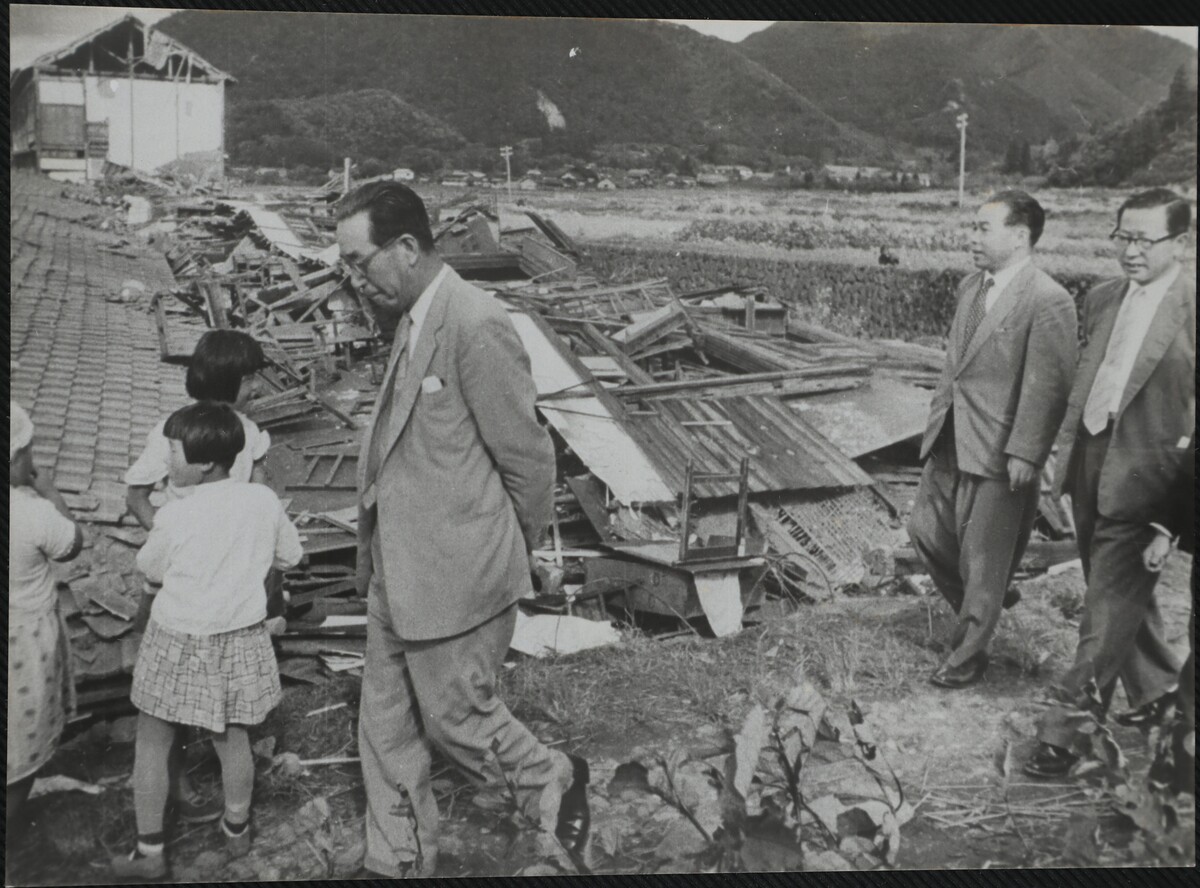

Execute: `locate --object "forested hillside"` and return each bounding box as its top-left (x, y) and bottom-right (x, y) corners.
top-left (158, 12), bottom-right (874, 173)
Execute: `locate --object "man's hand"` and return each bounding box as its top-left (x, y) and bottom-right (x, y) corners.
top-left (1142, 531), bottom-right (1173, 573)
top-left (1006, 456), bottom-right (1038, 491)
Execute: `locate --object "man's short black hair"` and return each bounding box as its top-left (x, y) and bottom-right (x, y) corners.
top-left (186, 330), bottom-right (265, 403)
top-left (336, 181), bottom-right (436, 253)
top-left (988, 190), bottom-right (1046, 246)
top-left (163, 401), bottom-right (245, 470)
top-left (1117, 188), bottom-right (1192, 237)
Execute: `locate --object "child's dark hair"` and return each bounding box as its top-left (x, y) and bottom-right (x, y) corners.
top-left (186, 330), bottom-right (266, 403)
top-left (163, 402), bottom-right (245, 470)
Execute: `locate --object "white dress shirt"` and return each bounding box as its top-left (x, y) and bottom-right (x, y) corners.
top-left (983, 256), bottom-right (1031, 312)
top-left (1093, 264), bottom-right (1180, 416)
top-left (407, 263), bottom-right (450, 354)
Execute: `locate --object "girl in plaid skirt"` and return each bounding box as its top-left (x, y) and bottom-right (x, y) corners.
top-left (123, 329), bottom-right (275, 827)
top-left (112, 403), bottom-right (302, 880)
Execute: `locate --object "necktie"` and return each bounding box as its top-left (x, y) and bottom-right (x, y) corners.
top-left (1083, 286), bottom-right (1139, 435)
top-left (959, 276), bottom-right (994, 360)
top-left (364, 313), bottom-right (413, 491)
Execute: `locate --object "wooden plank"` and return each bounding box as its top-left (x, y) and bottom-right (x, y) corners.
top-left (611, 303), bottom-right (687, 353)
top-left (564, 475), bottom-right (617, 542)
top-left (257, 267), bottom-right (341, 303)
top-left (603, 364), bottom-right (872, 400)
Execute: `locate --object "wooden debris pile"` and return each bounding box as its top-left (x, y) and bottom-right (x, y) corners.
top-left (66, 186), bottom-right (1085, 719)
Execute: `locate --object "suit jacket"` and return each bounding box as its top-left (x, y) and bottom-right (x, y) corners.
top-left (356, 268), bottom-right (555, 640)
top-left (920, 263), bottom-right (1079, 479)
top-left (1055, 270), bottom-right (1196, 526)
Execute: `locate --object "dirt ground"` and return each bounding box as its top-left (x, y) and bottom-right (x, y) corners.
top-left (7, 546), bottom-right (1192, 883)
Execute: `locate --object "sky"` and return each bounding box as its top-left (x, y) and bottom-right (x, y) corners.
top-left (9, 5), bottom-right (1198, 71)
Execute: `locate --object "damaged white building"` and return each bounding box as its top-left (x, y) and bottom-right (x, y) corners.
top-left (10, 14), bottom-right (233, 183)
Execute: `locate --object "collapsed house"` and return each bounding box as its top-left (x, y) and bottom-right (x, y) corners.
top-left (10, 15), bottom-right (233, 184)
top-left (18, 174), bottom-right (1078, 718)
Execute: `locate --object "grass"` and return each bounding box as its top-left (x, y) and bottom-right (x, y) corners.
top-left (499, 601), bottom-right (944, 755)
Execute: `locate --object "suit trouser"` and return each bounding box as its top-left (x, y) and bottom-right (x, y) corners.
top-left (359, 549), bottom-right (566, 875)
top-left (1037, 428), bottom-right (1182, 749)
top-left (907, 425), bottom-right (1040, 668)
top-left (1174, 593), bottom-right (1194, 794)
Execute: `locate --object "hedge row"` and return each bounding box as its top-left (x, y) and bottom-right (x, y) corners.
top-left (585, 245), bottom-right (1102, 342)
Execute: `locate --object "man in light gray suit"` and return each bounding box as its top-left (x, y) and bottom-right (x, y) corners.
top-left (337, 183), bottom-right (589, 877)
top-left (908, 191), bottom-right (1078, 688)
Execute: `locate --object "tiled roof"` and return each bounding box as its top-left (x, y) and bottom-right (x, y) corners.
top-left (10, 173), bottom-right (188, 523)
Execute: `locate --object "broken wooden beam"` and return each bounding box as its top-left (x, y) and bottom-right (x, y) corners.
top-left (257, 267), bottom-right (341, 304)
top-left (598, 364), bottom-right (872, 402)
top-left (786, 320), bottom-right (945, 373)
top-left (611, 303), bottom-right (687, 354)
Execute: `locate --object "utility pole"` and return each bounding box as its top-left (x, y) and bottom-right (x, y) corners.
top-left (500, 145), bottom-right (513, 201)
top-left (343, 157), bottom-right (351, 194)
top-left (956, 112), bottom-right (969, 208)
top-left (128, 30), bottom-right (136, 171)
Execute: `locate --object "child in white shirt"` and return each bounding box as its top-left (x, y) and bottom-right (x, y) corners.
top-left (123, 329), bottom-right (273, 824)
top-left (125, 329), bottom-right (271, 529)
top-left (112, 402), bottom-right (302, 879)
top-left (7, 401), bottom-right (84, 839)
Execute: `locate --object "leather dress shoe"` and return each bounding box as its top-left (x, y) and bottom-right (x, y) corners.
top-left (555, 754), bottom-right (591, 853)
top-left (1114, 693), bottom-right (1176, 729)
top-left (1002, 587), bottom-right (1021, 610)
top-left (930, 652), bottom-right (988, 689)
top-left (1023, 742), bottom-right (1079, 778)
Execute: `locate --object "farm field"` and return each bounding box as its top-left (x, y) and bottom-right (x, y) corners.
top-left (494, 186), bottom-right (1173, 279)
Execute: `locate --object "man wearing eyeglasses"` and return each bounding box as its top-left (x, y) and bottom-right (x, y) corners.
top-left (335, 182), bottom-right (590, 875)
top-left (1025, 188), bottom-right (1195, 778)
top-left (908, 191), bottom-right (1078, 689)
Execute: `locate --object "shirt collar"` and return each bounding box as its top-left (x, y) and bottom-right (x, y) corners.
top-left (1128, 263), bottom-right (1180, 303)
top-left (409, 263), bottom-right (449, 336)
top-left (985, 255), bottom-right (1031, 293)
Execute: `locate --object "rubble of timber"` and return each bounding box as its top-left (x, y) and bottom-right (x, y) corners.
top-left (15, 170), bottom-right (1081, 721)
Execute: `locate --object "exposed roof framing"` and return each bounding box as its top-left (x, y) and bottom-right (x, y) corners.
top-left (14, 14), bottom-right (234, 85)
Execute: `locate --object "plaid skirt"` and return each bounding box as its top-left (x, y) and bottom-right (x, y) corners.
top-left (7, 605), bottom-right (76, 784)
top-left (132, 619), bottom-right (281, 732)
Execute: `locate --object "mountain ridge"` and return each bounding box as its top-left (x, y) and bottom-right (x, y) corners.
top-left (154, 12), bottom-right (1197, 180)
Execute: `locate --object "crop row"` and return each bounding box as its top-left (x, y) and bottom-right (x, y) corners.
top-left (586, 245), bottom-right (1101, 341)
top-left (678, 217), bottom-right (972, 255)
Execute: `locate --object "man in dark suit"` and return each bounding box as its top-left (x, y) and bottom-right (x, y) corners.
top-left (908, 191), bottom-right (1078, 688)
top-left (1025, 189), bottom-right (1195, 778)
top-left (1145, 444), bottom-right (1194, 795)
top-left (336, 183), bottom-right (589, 875)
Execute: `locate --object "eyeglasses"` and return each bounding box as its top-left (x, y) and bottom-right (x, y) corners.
top-left (1109, 230), bottom-right (1178, 251)
top-left (342, 232), bottom-right (406, 278)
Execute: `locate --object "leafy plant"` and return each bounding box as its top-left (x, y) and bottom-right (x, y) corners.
top-left (644, 666), bottom-right (913, 871)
